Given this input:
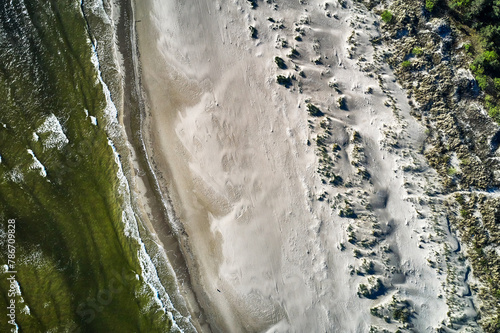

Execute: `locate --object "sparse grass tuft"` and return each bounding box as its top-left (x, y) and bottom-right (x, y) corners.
top-left (381, 10), bottom-right (393, 23)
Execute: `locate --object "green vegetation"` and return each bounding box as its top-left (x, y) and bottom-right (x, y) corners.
top-left (337, 96), bottom-right (347, 110)
top-left (276, 75), bottom-right (292, 87)
top-left (357, 278), bottom-right (385, 299)
top-left (288, 47), bottom-right (300, 58)
top-left (249, 26), bottom-right (258, 39)
top-left (446, 0), bottom-right (500, 122)
top-left (339, 206), bottom-right (357, 218)
top-left (451, 194), bottom-right (500, 332)
top-left (306, 103), bottom-right (324, 117)
top-left (0, 1), bottom-right (173, 332)
top-left (381, 10), bottom-right (393, 23)
top-left (247, 0), bottom-right (258, 9)
top-left (425, 0), bottom-right (438, 11)
top-left (447, 167), bottom-right (457, 176)
top-left (401, 60), bottom-right (411, 69)
top-left (411, 47), bottom-right (423, 56)
top-left (274, 56), bottom-right (287, 69)
top-left (370, 297), bottom-right (413, 325)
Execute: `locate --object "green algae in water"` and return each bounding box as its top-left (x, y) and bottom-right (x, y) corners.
top-left (0, 1), bottom-right (172, 331)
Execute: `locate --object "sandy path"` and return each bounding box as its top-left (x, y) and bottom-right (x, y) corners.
top-left (133, 0), bottom-right (475, 332)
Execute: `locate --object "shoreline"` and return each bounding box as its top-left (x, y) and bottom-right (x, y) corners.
top-left (131, 1), bottom-right (246, 331)
top-left (112, 0), bottom-right (209, 331)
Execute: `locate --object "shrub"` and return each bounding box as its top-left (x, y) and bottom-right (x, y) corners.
top-left (476, 74), bottom-right (489, 90)
top-left (484, 50), bottom-right (499, 62)
top-left (340, 207), bottom-right (357, 218)
top-left (247, 0), bottom-right (257, 9)
top-left (473, 50), bottom-right (500, 75)
top-left (489, 105), bottom-right (500, 122)
top-left (288, 48), bottom-right (300, 58)
top-left (495, 78), bottom-right (500, 90)
top-left (337, 96), bottom-right (347, 110)
top-left (425, 0), bottom-right (437, 11)
top-left (357, 278), bottom-right (385, 299)
top-left (306, 103), bottom-right (324, 117)
top-left (381, 10), bottom-right (393, 23)
top-left (274, 56), bottom-right (287, 69)
top-left (411, 47), bottom-right (423, 56)
top-left (276, 75), bottom-right (292, 87)
top-left (249, 26), bottom-right (258, 39)
top-left (452, 0), bottom-right (472, 7)
top-left (401, 60), bottom-right (411, 69)
top-left (370, 307), bottom-right (382, 318)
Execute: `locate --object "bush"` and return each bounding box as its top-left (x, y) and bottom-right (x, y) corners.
top-left (425, 0), bottom-right (437, 11)
top-left (489, 105), bottom-right (500, 122)
top-left (247, 0), bottom-right (257, 9)
top-left (339, 207), bottom-right (357, 218)
top-left (495, 78), bottom-right (500, 90)
top-left (276, 75), bottom-right (292, 87)
top-left (274, 56), bottom-right (287, 69)
top-left (381, 10), bottom-right (393, 23)
top-left (249, 26), bottom-right (258, 39)
top-left (306, 103), bottom-right (324, 117)
top-left (452, 0), bottom-right (472, 7)
top-left (476, 74), bottom-right (489, 90)
top-left (411, 47), bottom-right (423, 56)
top-left (357, 278), bottom-right (385, 299)
top-left (401, 60), bottom-right (411, 69)
top-left (337, 96), bottom-right (347, 110)
top-left (474, 50), bottom-right (500, 74)
top-left (288, 48), bottom-right (300, 58)
top-left (484, 50), bottom-right (499, 63)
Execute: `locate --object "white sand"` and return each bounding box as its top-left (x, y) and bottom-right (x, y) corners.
top-left (134, 0), bottom-right (475, 332)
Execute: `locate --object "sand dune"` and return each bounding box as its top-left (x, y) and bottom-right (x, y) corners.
top-left (134, 0), bottom-right (477, 332)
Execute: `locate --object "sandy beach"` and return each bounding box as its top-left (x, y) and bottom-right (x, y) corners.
top-left (132, 0), bottom-right (477, 332)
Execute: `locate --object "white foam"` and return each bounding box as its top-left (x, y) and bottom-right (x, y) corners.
top-left (37, 114), bottom-right (69, 150)
top-left (27, 149), bottom-right (47, 177)
top-left (21, 305), bottom-right (30, 315)
top-left (7, 168), bottom-right (24, 183)
top-left (90, 116), bottom-right (98, 126)
top-left (84, 5), bottom-right (194, 326)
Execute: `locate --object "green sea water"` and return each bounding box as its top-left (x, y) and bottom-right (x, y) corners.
top-left (0, 1), bottom-right (175, 331)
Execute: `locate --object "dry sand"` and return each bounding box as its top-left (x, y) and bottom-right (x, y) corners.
top-left (133, 0), bottom-right (476, 332)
